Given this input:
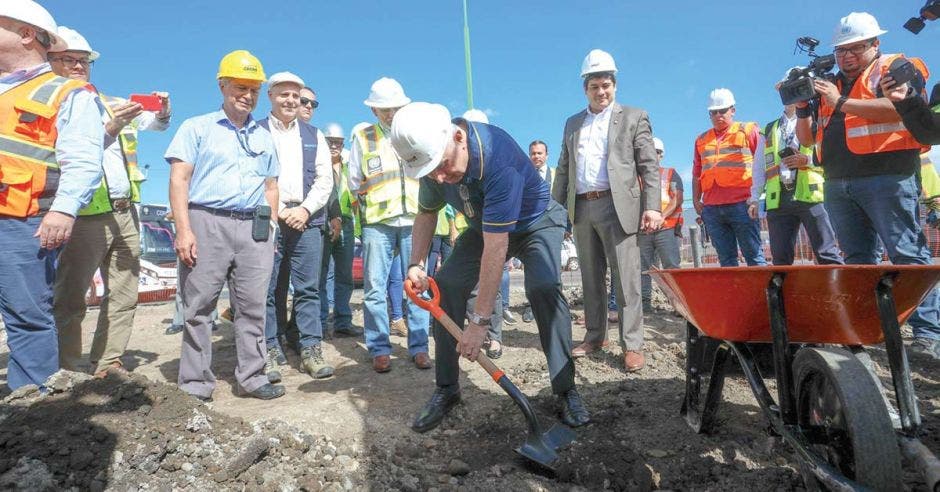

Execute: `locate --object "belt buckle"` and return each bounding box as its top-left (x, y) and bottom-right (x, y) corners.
top-left (111, 198), bottom-right (131, 212)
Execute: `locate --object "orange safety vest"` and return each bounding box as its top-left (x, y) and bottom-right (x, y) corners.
top-left (0, 71), bottom-right (93, 218)
top-left (817, 54), bottom-right (930, 160)
top-left (695, 121), bottom-right (757, 192)
top-left (659, 167), bottom-right (682, 229)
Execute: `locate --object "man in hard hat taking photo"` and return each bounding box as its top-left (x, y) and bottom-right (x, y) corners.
top-left (164, 50), bottom-right (283, 401)
top-left (397, 102), bottom-right (591, 433)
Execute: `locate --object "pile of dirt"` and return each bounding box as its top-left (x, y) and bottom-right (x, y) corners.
top-left (0, 371), bottom-right (367, 491)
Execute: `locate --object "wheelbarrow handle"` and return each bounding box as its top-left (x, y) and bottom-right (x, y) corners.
top-left (405, 278), bottom-right (503, 380)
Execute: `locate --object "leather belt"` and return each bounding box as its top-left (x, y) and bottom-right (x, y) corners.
top-left (189, 204), bottom-right (255, 220)
top-left (111, 198), bottom-right (132, 212)
top-left (575, 189), bottom-right (611, 201)
top-left (284, 201), bottom-right (303, 208)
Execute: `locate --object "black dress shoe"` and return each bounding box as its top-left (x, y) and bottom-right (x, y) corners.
top-left (559, 388), bottom-right (591, 427)
top-left (237, 383), bottom-right (286, 400)
top-left (412, 386), bottom-right (461, 433)
top-left (165, 324), bottom-right (183, 335)
top-left (333, 325), bottom-right (364, 337)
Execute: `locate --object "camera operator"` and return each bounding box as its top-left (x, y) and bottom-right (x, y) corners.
top-left (881, 77), bottom-right (940, 145)
top-left (795, 12), bottom-right (940, 359)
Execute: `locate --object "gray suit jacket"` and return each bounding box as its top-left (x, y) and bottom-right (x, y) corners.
top-left (551, 102), bottom-right (660, 235)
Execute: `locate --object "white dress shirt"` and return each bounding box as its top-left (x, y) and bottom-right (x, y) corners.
top-left (268, 115), bottom-right (332, 215)
top-left (575, 103), bottom-right (613, 194)
top-left (101, 102), bottom-right (169, 199)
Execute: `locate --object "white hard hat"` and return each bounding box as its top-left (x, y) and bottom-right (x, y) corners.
top-left (364, 77), bottom-right (411, 108)
top-left (267, 71), bottom-right (305, 89)
top-left (0, 0), bottom-right (65, 51)
top-left (707, 88), bottom-right (736, 111)
top-left (580, 49), bottom-right (618, 78)
top-left (390, 102), bottom-right (455, 179)
top-left (832, 12), bottom-right (887, 47)
top-left (52, 26), bottom-right (99, 60)
top-left (653, 137), bottom-right (665, 155)
top-left (324, 123), bottom-right (344, 139)
top-left (461, 109), bottom-right (489, 124)
top-left (350, 121), bottom-right (371, 142)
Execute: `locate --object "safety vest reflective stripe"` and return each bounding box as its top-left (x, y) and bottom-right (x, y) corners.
top-left (30, 76), bottom-right (70, 105)
top-left (360, 169), bottom-right (405, 192)
top-left (700, 147), bottom-right (750, 158)
top-left (845, 121), bottom-right (908, 138)
top-left (703, 160), bottom-right (750, 170)
top-left (362, 126), bottom-right (378, 153)
top-left (0, 134), bottom-right (57, 167)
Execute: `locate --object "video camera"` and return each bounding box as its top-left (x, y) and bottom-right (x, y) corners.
top-left (905, 0), bottom-right (940, 34)
top-left (778, 37), bottom-right (836, 106)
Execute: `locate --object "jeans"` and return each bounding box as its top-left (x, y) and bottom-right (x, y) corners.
top-left (320, 218), bottom-right (355, 329)
top-left (701, 201), bottom-right (766, 267)
top-left (362, 223), bottom-right (429, 357)
top-left (766, 190), bottom-right (842, 266)
top-left (638, 228), bottom-right (682, 300)
top-left (825, 174), bottom-right (940, 339)
top-left (265, 224), bottom-right (324, 350)
top-left (0, 217), bottom-right (59, 390)
top-left (500, 265), bottom-right (510, 309)
top-left (388, 252), bottom-right (404, 321)
top-left (427, 235), bottom-right (453, 277)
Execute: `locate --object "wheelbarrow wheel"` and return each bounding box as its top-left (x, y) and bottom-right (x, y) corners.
top-left (793, 347), bottom-right (902, 491)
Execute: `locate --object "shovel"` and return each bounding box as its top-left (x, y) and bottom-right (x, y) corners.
top-left (405, 278), bottom-right (576, 470)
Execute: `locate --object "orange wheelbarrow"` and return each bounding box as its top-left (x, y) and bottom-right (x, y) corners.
top-left (405, 278), bottom-right (575, 470)
top-left (650, 264), bottom-right (940, 491)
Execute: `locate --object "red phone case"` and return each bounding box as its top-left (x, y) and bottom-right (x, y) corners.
top-left (129, 94), bottom-right (162, 112)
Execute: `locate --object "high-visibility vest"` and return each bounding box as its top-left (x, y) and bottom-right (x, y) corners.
top-left (761, 119), bottom-right (824, 210)
top-left (695, 121), bottom-right (757, 192)
top-left (80, 94), bottom-right (146, 216)
top-left (817, 54), bottom-right (930, 160)
top-left (0, 72), bottom-right (94, 218)
top-left (338, 162), bottom-right (353, 217)
top-left (355, 123), bottom-right (420, 225)
top-left (434, 207), bottom-right (450, 236)
top-left (922, 152), bottom-right (940, 198)
top-left (659, 167), bottom-right (683, 229)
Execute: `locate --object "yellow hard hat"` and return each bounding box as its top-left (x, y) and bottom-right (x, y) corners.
top-left (217, 50), bottom-right (266, 82)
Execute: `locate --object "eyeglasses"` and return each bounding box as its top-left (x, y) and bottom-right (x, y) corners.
top-left (49, 55), bottom-right (92, 67)
top-left (834, 42), bottom-right (872, 57)
top-left (709, 107), bottom-right (732, 116)
top-left (655, 150), bottom-right (664, 155)
top-left (299, 97), bottom-right (319, 109)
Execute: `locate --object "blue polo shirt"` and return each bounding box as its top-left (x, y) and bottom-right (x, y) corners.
top-left (164, 109), bottom-right (279, 211)
top-left (418, 119), bottom-right (549, 233)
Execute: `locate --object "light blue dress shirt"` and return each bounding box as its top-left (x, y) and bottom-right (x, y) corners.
top-left (164, 110), bottom-right (279, 211)
top-left (0, 63), bottom-right (104, 216)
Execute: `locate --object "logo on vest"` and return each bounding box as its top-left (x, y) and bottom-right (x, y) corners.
top-left (367, 156), bottom-right (382, 175)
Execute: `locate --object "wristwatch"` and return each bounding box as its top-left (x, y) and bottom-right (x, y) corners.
top-left (465, 310), bottom-right (492, 327)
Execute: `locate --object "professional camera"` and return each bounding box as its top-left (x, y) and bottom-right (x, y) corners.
top-left (778, 37), bottom-right (836, 106)
top-left (905, 0), bottom-right (940, 34)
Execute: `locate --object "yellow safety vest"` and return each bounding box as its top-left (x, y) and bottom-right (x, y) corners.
top-left (761, 119), bottom-right (824, 210)
top-left (355, 123), bottom-right (420, 225)
top-left (921, 152), bottom-right (940, 199)
top-left (79, 94), bottom-right (146, 215)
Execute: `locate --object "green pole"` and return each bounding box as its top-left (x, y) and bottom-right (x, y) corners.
top-left (463, 0), bottom-right (474, 110)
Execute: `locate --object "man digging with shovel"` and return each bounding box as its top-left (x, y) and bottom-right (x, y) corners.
top-left (395, 102), bottom-right (591, 433)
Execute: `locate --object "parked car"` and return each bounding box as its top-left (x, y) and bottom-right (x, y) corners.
top-left (352, 238), bottom-right (363, 287)
top-left (561, 237), bottom-right (579, 271)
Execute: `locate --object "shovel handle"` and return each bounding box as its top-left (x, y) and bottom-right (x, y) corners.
top-left (405, 278), bottom-right (503, 380)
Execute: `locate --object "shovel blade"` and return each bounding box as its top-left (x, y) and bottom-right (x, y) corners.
top-left (543, 423), bottom-right (577, 451)
top-left (514, 424), bottom-right (578, 471)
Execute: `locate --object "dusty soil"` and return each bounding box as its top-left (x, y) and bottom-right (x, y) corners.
top-left (1, 274), bottom-right (939, 491)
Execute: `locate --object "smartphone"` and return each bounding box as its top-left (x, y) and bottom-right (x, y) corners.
top-left (886, 59), bottom-right (917, 87)
top-left (778, 147), bottom-right (797, 159)
top-left (252, 205), bottom-right (272, 242)
top-left (129, 94), bottom-right (162, 112)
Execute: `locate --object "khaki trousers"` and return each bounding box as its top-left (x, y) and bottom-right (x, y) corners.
top-left (54, 208), bottom-right (140, 373)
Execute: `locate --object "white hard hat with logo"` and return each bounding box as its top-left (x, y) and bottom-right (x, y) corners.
top-left (0, 0), bottom-right (65, 50)
top-left (580, 49), bottom-right (618, 78)
top-left (462, 109), bottom-right (489, 124)
top-left (832, 12), bottom-right (887, 47)
top-left (364, 77), bottom-right (411, 108)
top-left (707, 88), bottom-right (736, 111)
top-left (653, 137), bottom-right (665, 156)
top-left (390, 102), bottom-right (455, 179)
top-left (267, 71), bottom-right (305, 89)
top-left (52, 26), bottom-right (99, 60)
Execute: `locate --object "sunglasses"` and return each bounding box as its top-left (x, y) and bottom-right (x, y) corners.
top-left (300, 97), bottom-right (319, 109)
top-left (709, 107), bottom-right (732, 116)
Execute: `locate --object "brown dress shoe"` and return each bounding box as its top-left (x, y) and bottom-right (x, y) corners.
top-left (571, 340), bottom-right (609, 358)
top-left (373, 355), bottom-right (391, 373)
top-left (624, 351), bottom-right (645, 372)
top-left (413, 352), bottom-right (432, 369)
top-left (93, 361), bottom-right (124, 379)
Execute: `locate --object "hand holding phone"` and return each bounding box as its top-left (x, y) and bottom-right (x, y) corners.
top-left (129, 94), bottom-right (163, 112)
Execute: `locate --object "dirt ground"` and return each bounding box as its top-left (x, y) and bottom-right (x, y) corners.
top-left (1, 276), bottom-right (939, 491)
